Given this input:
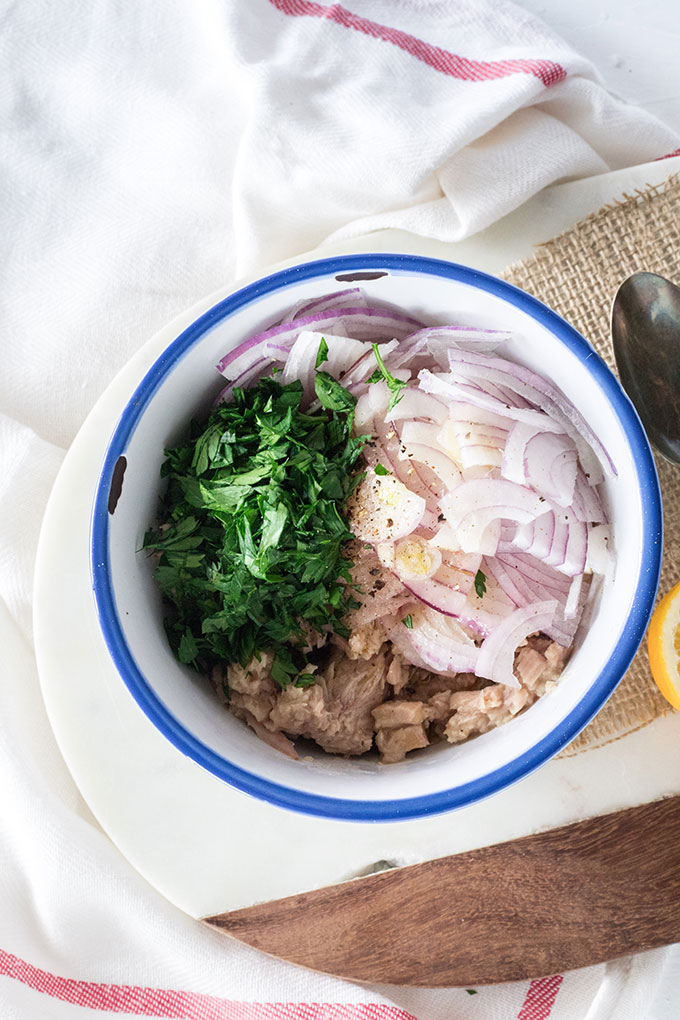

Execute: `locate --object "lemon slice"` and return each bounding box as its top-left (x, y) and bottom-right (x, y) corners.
top-left (648, 580), bottom-right (680, 710)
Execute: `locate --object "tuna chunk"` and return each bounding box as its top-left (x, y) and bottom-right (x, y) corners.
top-left (386, 652), bottom-right (411, 693)
top-left (245, 716), bottom-right (298, 760)
top-left (270, 649), bottom-right (387, 755)
top-left (514, 644), bottom-right (548, 694)
top-left (220, 654), bottom-right (281, 726)
top-left (544, 641), bottom-right (570, 678)
top-left (226, 653), bottom-right (275, 696)
top-left (376, 724), bottom-right (429, 764)
top-left (406, 670), bottom-right (480, 701)
top-left (347, 620), bottom-right (387, 659)
top-left (444, 685), bottom-right (530, 744)
top-left (372, 700), bottom-right (431, 729)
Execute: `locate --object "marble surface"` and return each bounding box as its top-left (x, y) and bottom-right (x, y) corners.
top-left (524, 0), bottom-right (680, 137)
top-left (34, 156), bottom-right (680, 921)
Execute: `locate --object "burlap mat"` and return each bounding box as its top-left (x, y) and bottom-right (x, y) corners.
top-left (503, 174), bottom-right (680, 755)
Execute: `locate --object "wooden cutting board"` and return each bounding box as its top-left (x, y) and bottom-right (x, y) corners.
top-left (205, 795), bottom-right (680, 986)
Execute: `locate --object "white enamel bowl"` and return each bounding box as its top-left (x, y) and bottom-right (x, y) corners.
top-left (90, 254), bottom-right (662, 821)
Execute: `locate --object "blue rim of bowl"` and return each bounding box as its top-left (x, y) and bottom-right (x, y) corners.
top-left (90, 253), bottom-right (663, 822)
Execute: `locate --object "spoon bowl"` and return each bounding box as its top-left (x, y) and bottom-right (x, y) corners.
top-left (611, 271), bottom-right (680, 463)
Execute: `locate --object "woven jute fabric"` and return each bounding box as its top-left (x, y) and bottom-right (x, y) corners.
top-left (503, 175), bottom-right (680, 755)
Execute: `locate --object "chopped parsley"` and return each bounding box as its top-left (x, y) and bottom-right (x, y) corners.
top-left (474, 569), bottom-right (487, 598)
top-left (314, 371), bottom-right (356, 413)
top-left (465, 989), bottom-right (478, 996)
top-left (374, 463), bottom-right (390, 476)
top-left (315, 336), bottom-right (329, 368)
top-left (144, 375), bottom-right (367, 685)
top-left (367, 343), bottom-right (408, 412)
top-left (402, 614), bottom-right (414, 629)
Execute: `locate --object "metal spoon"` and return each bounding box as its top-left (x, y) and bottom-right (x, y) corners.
top-left (611, 271), bottom-right (680, 464)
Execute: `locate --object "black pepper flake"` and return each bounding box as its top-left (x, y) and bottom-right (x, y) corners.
top-left (369, 568), bottom-right (380, 576)
top-left (386, 518), bottom-right (394, 527)
top-left (374, 579), bottom-right (386, 590)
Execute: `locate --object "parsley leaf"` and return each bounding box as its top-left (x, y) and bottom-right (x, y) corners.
top-left (369, 343), bottom-right (407, 412)
top-left (314, 371), bottom-right (357, 413)
top-left (402, 614), bottom-right (414, 629)
top-left (144, 375), bottom-right (367, 687)
top-left (315, 336), bottom-right (329, 368)
top-left (465, 989), bottom-right (478, 996)
top-left (271, 646), bottom-right (300, 689)
top-left (474, 569), bottom-right (487, 598)
top-left (374, 463), bottom-right (390, 476)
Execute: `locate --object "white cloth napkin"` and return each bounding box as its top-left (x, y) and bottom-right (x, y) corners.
top-left (1, 1), bottom-right (678, 1017)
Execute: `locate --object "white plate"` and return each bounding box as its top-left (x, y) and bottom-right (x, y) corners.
top-left (34, 159), bottom-right (680, 918)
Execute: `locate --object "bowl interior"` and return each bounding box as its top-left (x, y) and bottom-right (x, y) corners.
top-left (91, 255), bottom-right (660, 820)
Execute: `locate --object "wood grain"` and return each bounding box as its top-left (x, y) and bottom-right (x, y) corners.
top-left (204, 796), bottom-right (680, 986)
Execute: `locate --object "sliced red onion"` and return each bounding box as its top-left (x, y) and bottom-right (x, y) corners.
top-left (402, 577), bottom-right (469, 618)
top-left (586, 524), bottom-right (614, 575)
top-left (439, 479), bottom-right (547, 554)
top-left (503, 423), bottom-right (578, 507)
top-left (564, 572), bottom-right (583, 620)
top-left (483, 556), bottom-right (525, 607)
top-left (399, 552), bottom-right (479, 618)
top-left (217, 305), bottom-right (422, 378)
top-left (448, 401), bottom-right (512, 431)
top-left (502, 422), bottom-right (542, 484)
top-left (570, 469), bottom-right (607, 523)
top-left (345, 340), bottom-right (400, 394)
top-left (284, 288), bottom-right (366, 323)
top-left (560, 521), bottom-right (588, 577)
top-left (525, 434), bottom-right (578, 507)
top-left (503, 512), bottom-right (587, 577)
top-left (367, 412), bottom-right (440, 528)
top-left (425, 547), bottom-right (482, 583)
top-left (393, 326), bottom-right (512, 369)
top-left (452, 422), bottom-right (507, 471)
top-left (455, 567), bottom-right (517, 638)
top-left (282, 331), bottom-right (369, 404)
top-left (475, 601), bottom-right (558, 688)
top-left (398, 420), bottom-right (462, 492)
top-left (443, 348), bottom-right (614, 483)
top-left (384, 388), bottom-right (448, 424)
top-left (404, 610), bottom-right (480, 674)
top-left (541, 518), bottom-right (568, 570)
top-left (497, 520), bottom-right (519, 553)
top-left (215, 357), bottom-right (274, 403)
top-left (513, 512), bottom-right (556, 561)
top-left (490, 553), bottom-right (579, 645)
top-left (355, 379), bottom-right (391, 431)
top-left (386, 616), bottom-right (435, 672)
top-left (419, 371), bottom-right (567, 436)
top-left (398, 442), bottom-right (462, 494)
top-left (498, 553), bottom-right (572, 595)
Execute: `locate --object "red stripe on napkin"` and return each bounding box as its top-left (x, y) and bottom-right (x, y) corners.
top-left (268, 0), bottom-right (567, 86)
top-left (0, 948), bottom-right (564, 1018)
top-left (516, 976), bottom-right (563, 1019)
top-left (0, 948), bottom-right (416, 1019)
top-left (655, 147), bottom-right (680, 160)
